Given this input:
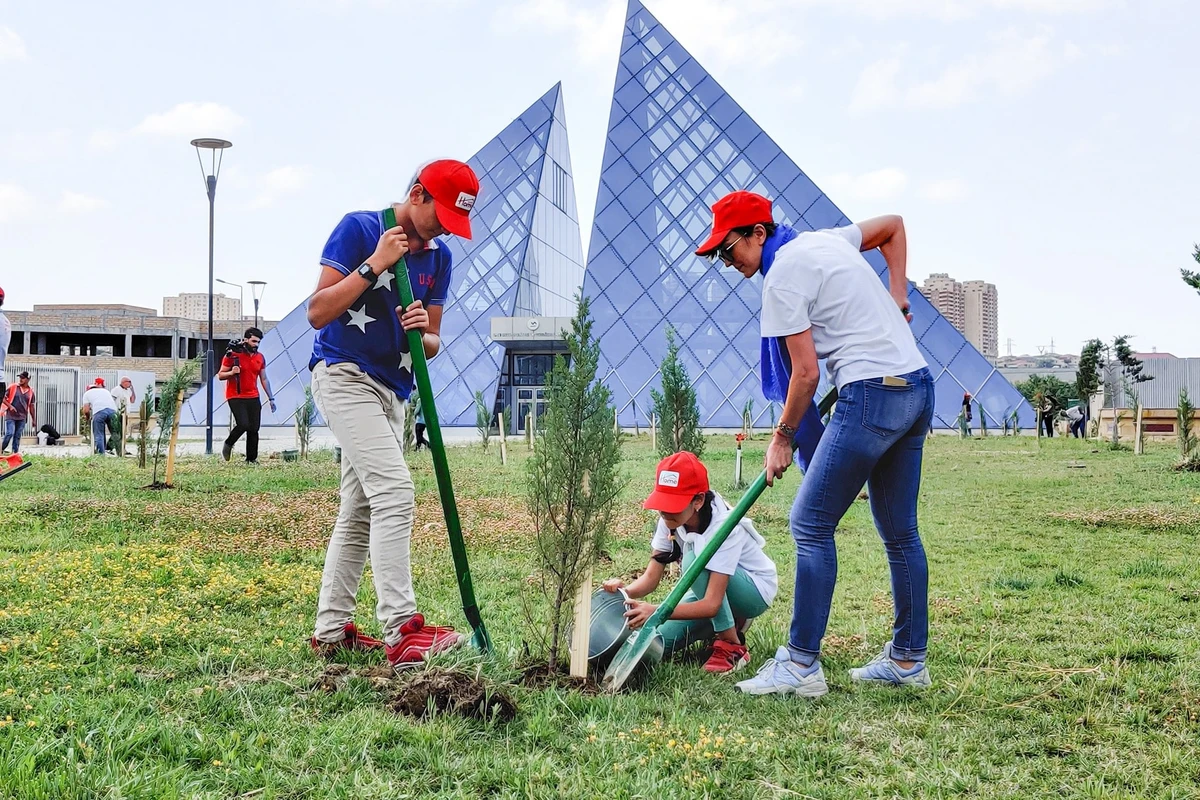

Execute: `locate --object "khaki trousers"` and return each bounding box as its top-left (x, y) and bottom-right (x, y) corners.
top-left (310, 360), bottom-right (415, 646)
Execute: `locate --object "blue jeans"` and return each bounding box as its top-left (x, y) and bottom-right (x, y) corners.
top-left (92, 408), bottom-right (115, 454)
top-left (3, 418), bottom-right (26, 453)
top-left (788, 368), bottom-right (935, 664)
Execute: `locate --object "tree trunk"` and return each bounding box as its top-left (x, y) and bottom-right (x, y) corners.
top-left (163, 389), bottom-right (185, 486)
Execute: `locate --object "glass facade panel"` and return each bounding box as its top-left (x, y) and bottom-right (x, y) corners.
top-left (582, 0), bottom-right (1033, 429)
top-left (184, 83), bottom-right (585, 428)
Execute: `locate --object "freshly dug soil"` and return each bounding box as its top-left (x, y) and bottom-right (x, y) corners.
top-left (388, 668), bottom-right (517, 723)
top-left (518, 662), bottom-right (601, 695)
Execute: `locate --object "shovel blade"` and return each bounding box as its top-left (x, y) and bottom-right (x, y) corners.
top-left (601, 625), bottom-right (663, 693)
top-left (469, 623), bottom-right (491, 653)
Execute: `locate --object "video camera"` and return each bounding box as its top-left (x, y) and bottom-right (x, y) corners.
top-left (225, 338), bottom-right (251, 357)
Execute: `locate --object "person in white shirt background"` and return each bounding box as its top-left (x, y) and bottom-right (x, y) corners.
top-left (81, 378), bottom-right (119, 456)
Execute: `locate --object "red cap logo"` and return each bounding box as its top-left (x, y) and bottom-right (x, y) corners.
top-left (694, 190), bottom-right (774, 257)
top-left (643, 451), bottom-right (710, 514)
top-left (418, 159), bottom-right (480, 240)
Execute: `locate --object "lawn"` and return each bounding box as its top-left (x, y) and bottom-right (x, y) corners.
top-left (0, 434), bottom-right (1198, 799)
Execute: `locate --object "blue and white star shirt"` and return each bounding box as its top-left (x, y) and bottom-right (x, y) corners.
top-left (309, 210), bottom-right (453, 399)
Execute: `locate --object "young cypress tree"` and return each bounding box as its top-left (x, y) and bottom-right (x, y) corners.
top-left (524, 296), bottom-right (624, 674)
top-left (650, 325), bottom-right (704, 458)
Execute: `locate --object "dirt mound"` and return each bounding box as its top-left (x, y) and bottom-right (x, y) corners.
top-left (518, 663), bottom-right (601, 695)
top-left (389, 668), bottom-right (517, 722)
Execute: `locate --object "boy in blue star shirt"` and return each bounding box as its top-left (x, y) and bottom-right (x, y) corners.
top-left (306, 159), bottom-right (479, 668)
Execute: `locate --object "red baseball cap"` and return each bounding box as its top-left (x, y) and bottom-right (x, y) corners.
top-left (93, 377), bottom-right (105, 386)
top-left (643, 451), bottom-right (710, 514)
top-left (418, 160), bottom-right (480, 240)
top-left (694, 190), bottom-right (774, 257)
top-left (0, 286), bottom-right (5, 302)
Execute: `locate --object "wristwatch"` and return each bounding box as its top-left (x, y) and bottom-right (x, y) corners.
top-left (356, 262), bottom-right (375, 282)
top-left (775, 421), bottom-right (797, 439)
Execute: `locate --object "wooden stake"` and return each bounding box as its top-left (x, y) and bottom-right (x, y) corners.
top-left (163, 388), bottom-right (184, 486)
top-left (1134, 405), bottom-right (1144, 455)
top-left (650, 413), bottom-right (656, 451)
top-left (569, 567), bottom-right (593, 678)
top-left (527, 412), bottom-right (535, 450)
top-left (498, 411), bottom-right (508, 465)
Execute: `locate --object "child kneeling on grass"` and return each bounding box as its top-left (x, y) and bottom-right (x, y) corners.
top-left (602, 451), bottom-right (777, 674)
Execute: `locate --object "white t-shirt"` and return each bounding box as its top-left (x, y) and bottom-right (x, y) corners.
top-left (0, 311), bottom-right (10, 374)
top-left (82, 386), bottom-right (117, 414)
top-left (650, 491), bottom-right (778, 605)
top-left (760, 224), bottom-right (926, 390)
top-left (112, 386), bottom-right (135, 409)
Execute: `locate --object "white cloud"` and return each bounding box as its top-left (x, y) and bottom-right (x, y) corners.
top-left (496, 0), bottom-right (625, 64)
top-left (822, 168), bottom-right (909, 200)
top-left (0, 184), bottom-right (36, 222)
top-left (850, 27), bottom-right (1083, 113)
top-left (799, 0), bottom-right (1115, 19)
top-left (0, 129), bottom-right (71, 161)
top-left (918, 178), bottom-right (968, 202)
top-left (88, 129), bottom-right (122, 151)
top-left (58, 191), bottom-right (107, 213)
top-left (250, 165), bottom-right (313, 209)
top-left (0, 27), bottom-right (27, 61)
top-left (133, 102), bottom-right (244, 138)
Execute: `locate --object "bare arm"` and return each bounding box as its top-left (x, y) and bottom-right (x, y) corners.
top-left (620, 559), bottom-right (666, 599)
top-left (307, 266), bottom-right (373, 330)
top-left (308, 225), bottom-right (409, 330)
top-left (856, 215), bottom-right (910, 314)
top-left (258, 369), bottom-right (273, 402)
top-left (669, 571), bottom-right (730, 620)
top-left (764, 329), bottom-right (820, 486)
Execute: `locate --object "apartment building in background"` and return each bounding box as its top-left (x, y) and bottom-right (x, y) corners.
top-left (920, 274), bottom-right (964, 330)
top-left (919, 274), bottom-right (998, 360)
top-left (163, 292), bottom-right (241, 322)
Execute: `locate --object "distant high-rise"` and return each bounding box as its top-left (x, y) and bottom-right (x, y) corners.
top-left (919, 274), bottom-right (997, 360)
top-left (963, 280), bottom-right (998, 360)
top-left (920, 274), bottom-right (963, 330)
top-left (163, 292), bottom-right (241, 321)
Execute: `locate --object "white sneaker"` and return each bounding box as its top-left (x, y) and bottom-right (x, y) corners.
top-left (849, 642), bottom-right (931, 687)
top-left (734, 646), bottom-right (828, 698)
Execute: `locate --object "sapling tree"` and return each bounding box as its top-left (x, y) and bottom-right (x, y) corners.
top-left (1178, 388), bottom-right (1198, 467)
top-left (136, 384), bottom-right (154, 469)
top-left (150, 357), bottom-right (201, 487)
top-left (524, 296), bottom-right (624, 674)
top-left (295, 386), bottom-right (316, 459)
top-left (650, 325), bottom-right (704, 458)
top-left (474, 390), bottom-right (491, 450)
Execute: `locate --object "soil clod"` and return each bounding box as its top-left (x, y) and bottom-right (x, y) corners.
top-left (389, 668), bottom-right (517, 722)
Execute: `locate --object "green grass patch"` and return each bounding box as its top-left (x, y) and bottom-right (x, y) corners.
top-left (0, 436), bottom-right (1198, 798)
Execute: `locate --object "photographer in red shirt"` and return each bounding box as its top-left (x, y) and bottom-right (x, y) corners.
top-left (217, 327), bottom-right (275, 463)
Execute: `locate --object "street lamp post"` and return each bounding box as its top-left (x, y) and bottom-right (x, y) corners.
top-left (191, 137), bottom-right (232, 456)
top-left (215, 278), bottom-right (243, 323)
top-left (247, 280), bottom-right (266, 329)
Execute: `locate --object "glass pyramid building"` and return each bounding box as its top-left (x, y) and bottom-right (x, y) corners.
top-left (182, 83), bottom-right (585, 429)
top-left (582, 0), bottom-right (1033, 430)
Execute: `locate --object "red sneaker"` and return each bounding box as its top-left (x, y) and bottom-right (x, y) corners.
top-left (703, 640), bottom-right (750, 674)
top-left (310, 622), bottom-right (385, 658)
top-left (386, 614), bottom-right (465, 668)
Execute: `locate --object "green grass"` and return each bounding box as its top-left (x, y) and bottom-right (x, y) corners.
top-left (1, 435), bottom-right (1199, 798)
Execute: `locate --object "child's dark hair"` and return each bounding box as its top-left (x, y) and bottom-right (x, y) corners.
top-left (652, 491), bottom-right (716, 564)
top-left (732, 222), bottom-right (777, 238)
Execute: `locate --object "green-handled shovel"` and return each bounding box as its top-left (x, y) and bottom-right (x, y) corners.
top-left (384, 208), bottom-right (491, 652)
top-left (602, 387), bottom-right (838, 692)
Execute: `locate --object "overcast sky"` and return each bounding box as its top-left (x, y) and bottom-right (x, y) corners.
top-left (1, 0), bottom-right (1196, 357)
